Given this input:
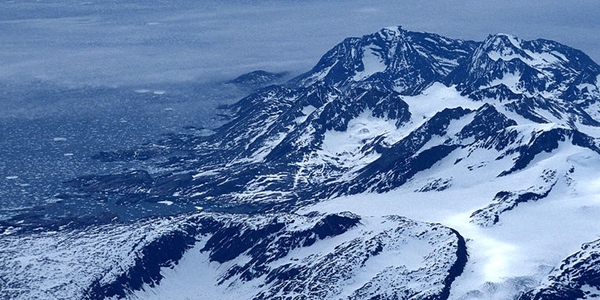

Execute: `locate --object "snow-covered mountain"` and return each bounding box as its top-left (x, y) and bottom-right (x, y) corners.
top-left (0, 211), bottom-right (466, 300)
top-left (3, 26), bottom-right (600, 299)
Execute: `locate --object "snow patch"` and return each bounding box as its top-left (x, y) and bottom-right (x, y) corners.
top-left (321, 110), bottom-right (394, 156)
top-left (353, 45), bottom-right (386, 81)
top-left (402, 83), bottom-right (482, 120)
top-left (192, 170), bottom-right (220, 179)
top-left (487, 71), bottom-right (522, 93)
top-left (294, 105), bottom-right (317, 124)
top-left (307, 109), bottom-right (397, 177)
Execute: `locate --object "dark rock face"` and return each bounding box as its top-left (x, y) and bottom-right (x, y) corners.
top-left (500, 128), bottom-right (600, 176)
top-left (470, 183), bottom-right (556, 227)
top-left (201, 212), bottom-right (362, 284)
top-left (228, 70), bottom-right (288, 88)
top-left (458, 103), bottom-right (518, 141)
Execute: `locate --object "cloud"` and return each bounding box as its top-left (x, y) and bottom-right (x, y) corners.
top-left (0, 0), bottom-right (598, 87)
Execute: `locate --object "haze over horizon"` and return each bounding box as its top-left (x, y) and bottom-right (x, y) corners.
top-left (1, 0), bottom-right (599, 87)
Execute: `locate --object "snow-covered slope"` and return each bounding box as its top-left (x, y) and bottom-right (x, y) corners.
top-left (4, 26), bottom-right (600, 299)
top-left (0, 212), bottom-right (466, 300)
top-left (133, 213), bottom-right (466, 300)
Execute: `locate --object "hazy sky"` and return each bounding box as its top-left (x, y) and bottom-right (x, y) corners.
top-left (1, 0), bottom-right (599, 87)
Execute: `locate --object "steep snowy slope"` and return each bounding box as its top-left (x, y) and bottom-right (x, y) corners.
top-left (0, 212), bottom-right (467, 300)
top-left (133, 213), bottom-right (466, 300)
top-left (3, 26), bottom-right (600, 299)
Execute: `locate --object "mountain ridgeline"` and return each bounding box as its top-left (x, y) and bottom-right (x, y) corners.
top-left (3, 26), bottom-right (600, 299)
top-left (60, 26), bottom-right (600, 210)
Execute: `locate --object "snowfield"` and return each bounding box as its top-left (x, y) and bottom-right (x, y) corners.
top-left (298, 145), bottom-right (600, 298)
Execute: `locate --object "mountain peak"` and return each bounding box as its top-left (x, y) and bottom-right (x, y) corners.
top-left (293, 26), bottom-right (477, 95)
top-left (447, 31), bottom-right (600, 99)
top-left (376, 26), bottom-right (406, 41)
top-left (486, 33), bottom-right (521, 43)
top-left (480, 33), bottom-right (529, 62)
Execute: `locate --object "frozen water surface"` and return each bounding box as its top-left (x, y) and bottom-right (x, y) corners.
top-left (0, 80), bottom-right (249, 221)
